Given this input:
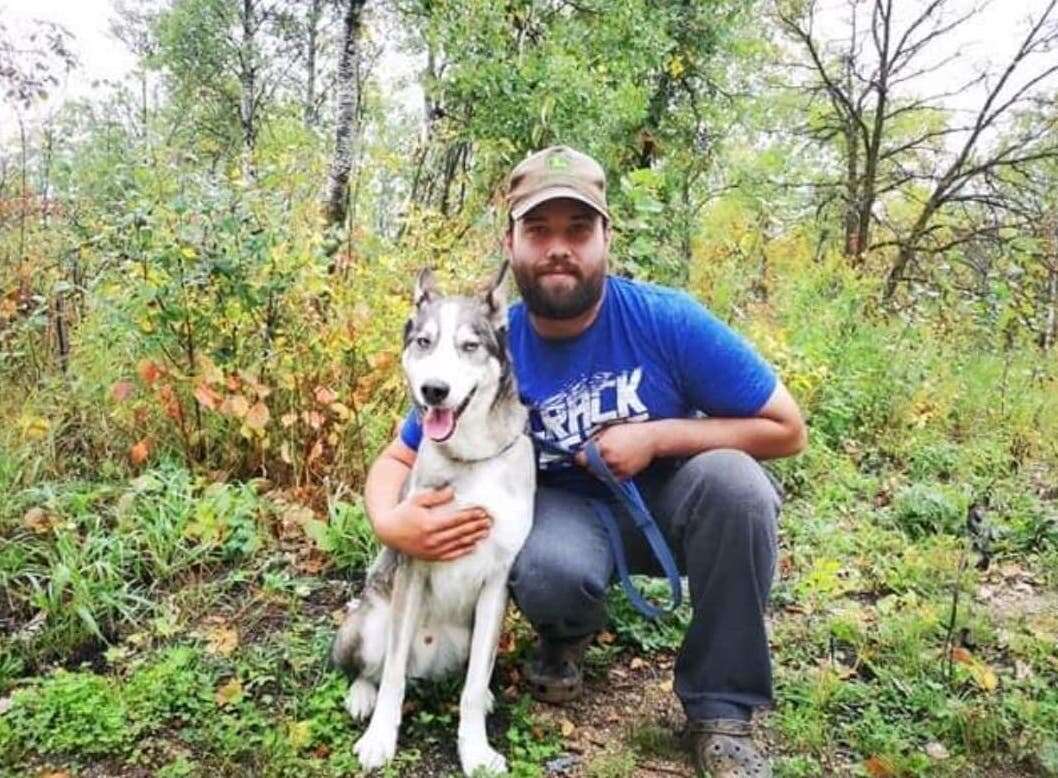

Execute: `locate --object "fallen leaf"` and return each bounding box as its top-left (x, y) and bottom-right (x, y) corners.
top-left (560, 719), bottom-right (575, 737)
top-left (206, 625), bottom-right (239, 656)
top-left (315, 386), bottom-right (337, 405)
top-left (288, 719), bottom-right (312, 749)
top-left (23, 507), bottom-right (58, 534)
top-left (215, 678), bottom-right (243, 706)
top-left (925, 742), bottom-right (950, 760)
top-left (111, 381), bottom-right (134, 402)
top-left (280, 412), bottom-right (297, 428)
top-left (305, 410), bottom-right (325, 430)
top-left (864, 755), bottom-right (896, 777)
top-left (130, 439), bottom-right (151, 466)
top-left (245, 401), bottom-right (270, 431)
top-left (629, 657), bottom-right (646, 670)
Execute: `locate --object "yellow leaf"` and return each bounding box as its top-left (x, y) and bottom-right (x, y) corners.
top-left (206, 625), bottom-right (239, 656)
top-left (288, 719), bottom-right (312, 749)
top-left (199, 356), bottom-right (224, 385)
top-left (181, 246), bottom-right (196, 259)
top-left (215, 677), bottom-right (243, 706)
top-left (559, 719), bottom-right (575, 737)
top-left (245, 402), bottom-right (270, 431)
top-left (330, 402), bottom-right (351, 420)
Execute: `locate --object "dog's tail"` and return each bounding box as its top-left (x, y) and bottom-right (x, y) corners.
top-left (328, 603), bottom-right (363, 680)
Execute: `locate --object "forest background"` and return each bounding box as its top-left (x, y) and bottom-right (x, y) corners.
top-left (1, 0), bottom-right (1057, 776)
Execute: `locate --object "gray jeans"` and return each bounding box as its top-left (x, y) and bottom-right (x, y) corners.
top-left (508, 449), bottom-right (782, 722)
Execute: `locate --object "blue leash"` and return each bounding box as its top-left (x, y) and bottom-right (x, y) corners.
top-left (535, 437), bottom-right (682, 620)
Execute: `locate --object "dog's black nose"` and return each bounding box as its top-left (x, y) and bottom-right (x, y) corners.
top-left (421, 381), bottom-right (450, 405)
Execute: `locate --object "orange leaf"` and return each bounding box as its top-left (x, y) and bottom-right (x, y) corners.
top-left (315, 386), bottom-right (337, 405)
top-left (951, 647), bottom-right (974, 665)
top-left (137, 359), bottom-right (162, 385)
top-left (864, 755), bottom-right (896, 777)
top-left (221, 394), bottom-right (250, 418)
top-left (130, 439), bottom-right (151, 465)
top-left (305, 410), bottom-right (325, 430)
top-left (111, 381), bottom-right (134, 402)
top-left (194, 383), bottom-right (222, 410)
top-left (245, 401), bottom-right (270, 430)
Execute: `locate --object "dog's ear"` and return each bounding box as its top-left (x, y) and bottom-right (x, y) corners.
top-left (413, 267), bottom-right (438, 308)
top-left (482, 260), bottom-right (510, 326)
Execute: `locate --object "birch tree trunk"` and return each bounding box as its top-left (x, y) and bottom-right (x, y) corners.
top-left (323, 0), bottom-right (368, 227)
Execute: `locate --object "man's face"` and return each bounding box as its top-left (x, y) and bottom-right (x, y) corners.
top-left (504, 198), bottom-right (610, 320)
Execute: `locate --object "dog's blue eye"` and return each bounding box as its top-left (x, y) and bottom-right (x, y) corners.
top-left (415, 336), bottom-right (431, 349)
top-left (461, 342), bottom-right (480, 353)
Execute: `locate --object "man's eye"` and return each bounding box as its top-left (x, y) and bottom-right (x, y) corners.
top-left (461, 341), bottom-right (480, 353)
top-left (415, 336), bottom-right (432, 349)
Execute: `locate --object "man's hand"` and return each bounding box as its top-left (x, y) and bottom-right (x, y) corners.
top-left (374, 486), bottom-right (492, 561)
top-left (574, 422), bottom-right (658, 480)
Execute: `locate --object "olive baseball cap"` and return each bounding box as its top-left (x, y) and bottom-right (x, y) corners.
top-left (505, 146), bottom-right (610, 221)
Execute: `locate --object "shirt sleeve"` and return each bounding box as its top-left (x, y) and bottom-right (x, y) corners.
top-left (665, 293), bottom-right (777, 417)
top-left (399, 408), bottom-right (423, 450)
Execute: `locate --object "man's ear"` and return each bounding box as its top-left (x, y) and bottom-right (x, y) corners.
top-left (413, 267), bottom-right (437, 308)
top-left (483, 260), bottom-right (509, 327)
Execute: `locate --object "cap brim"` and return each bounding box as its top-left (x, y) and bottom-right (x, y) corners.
top-left (511, 186), bottom-right (609, 221)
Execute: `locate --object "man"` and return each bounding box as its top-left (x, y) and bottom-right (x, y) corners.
top-left (365, 146), bottom-right (806, 777)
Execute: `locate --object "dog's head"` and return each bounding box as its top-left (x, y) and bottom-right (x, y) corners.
top-left (401, 263), bottom-right (512, 446)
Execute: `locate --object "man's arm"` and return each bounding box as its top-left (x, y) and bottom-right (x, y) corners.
top-left (580, 382), bottom-right (807, 479)
top-left (365, 437), bottom-right (493, 561)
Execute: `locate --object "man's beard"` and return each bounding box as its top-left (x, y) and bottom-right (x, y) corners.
top-left (513, 262), bottom-right (606, 320)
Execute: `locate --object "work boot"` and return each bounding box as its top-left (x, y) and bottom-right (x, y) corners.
top-left (523, 634), bottom-right (593, 704)
top-left (689, 718), bottom-right (771, 778)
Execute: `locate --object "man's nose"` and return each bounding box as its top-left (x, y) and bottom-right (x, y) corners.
top-left (545, 240), bottom-right (571, 260)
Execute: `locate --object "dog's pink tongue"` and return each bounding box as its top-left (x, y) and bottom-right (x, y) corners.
top-left (423, 407), bottom-right (455, 441)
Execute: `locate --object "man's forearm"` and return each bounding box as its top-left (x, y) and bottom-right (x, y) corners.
top-left (648, 416), bottom-right (805, 461)
top-left (364, 449), bottom-right (412, 530)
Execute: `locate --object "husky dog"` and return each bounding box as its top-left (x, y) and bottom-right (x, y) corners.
top-left (331, 263), bottom-right (535, 775)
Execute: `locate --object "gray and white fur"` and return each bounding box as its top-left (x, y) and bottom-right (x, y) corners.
top-left (331, 263), bottom-right (535, 775)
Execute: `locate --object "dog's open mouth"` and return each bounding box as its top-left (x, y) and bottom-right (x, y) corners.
top-left (422, 387), bottom-right (476, 443)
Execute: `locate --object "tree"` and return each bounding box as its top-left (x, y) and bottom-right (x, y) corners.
top-left (323, 0), bottom-right (370, 226)
top-left (776, 0), bottom-right (1058, 301)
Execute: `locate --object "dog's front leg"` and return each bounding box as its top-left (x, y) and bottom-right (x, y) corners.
top-left (458, 574), bottom-right (509, 776)
top-left (354, 564), bottom-right (424, 771)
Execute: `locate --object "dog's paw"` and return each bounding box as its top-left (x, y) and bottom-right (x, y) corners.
top-left (354, 725), bottom-right (397, 771)
top-left (344, 678), bottom-right (377, 721)
top-left (459, 741), bottom-right (507, 776)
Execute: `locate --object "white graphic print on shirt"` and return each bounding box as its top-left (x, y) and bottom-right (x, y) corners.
top-left (534, 366), bottom-right (649, 467)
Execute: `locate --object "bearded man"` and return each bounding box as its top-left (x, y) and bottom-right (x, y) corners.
top-left (364, 146), bottom-right (807, 777)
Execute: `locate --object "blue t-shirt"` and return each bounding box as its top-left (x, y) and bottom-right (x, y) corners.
top-left (400, 276), bottom-right (776, 494)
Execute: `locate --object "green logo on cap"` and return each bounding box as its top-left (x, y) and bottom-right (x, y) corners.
top-left (547, 154), bottom-right (570, 171)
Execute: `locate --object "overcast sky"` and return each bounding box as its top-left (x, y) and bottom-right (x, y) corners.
top-left (1, 0), bottom-right (1055, 141)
